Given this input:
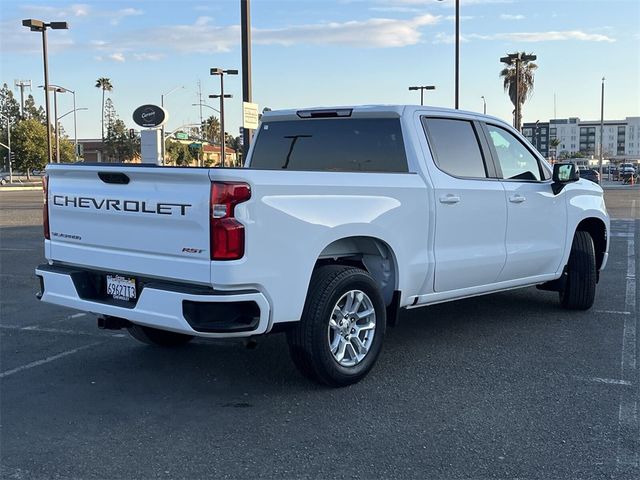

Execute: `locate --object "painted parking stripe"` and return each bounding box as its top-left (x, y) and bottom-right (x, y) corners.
top-left (0, 341), bottom-right (102, 379)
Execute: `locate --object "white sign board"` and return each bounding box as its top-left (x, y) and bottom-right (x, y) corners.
top-left (242, 102), bottom-right (259, 130)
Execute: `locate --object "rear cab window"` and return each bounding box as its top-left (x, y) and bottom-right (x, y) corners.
top-left (249, 118), bottom-right (408, 172)
top-left (422, 117), bottom-right (490, 179)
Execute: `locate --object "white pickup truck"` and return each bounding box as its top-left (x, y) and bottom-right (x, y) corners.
top-left (37, 105), bottom-right (609, 386)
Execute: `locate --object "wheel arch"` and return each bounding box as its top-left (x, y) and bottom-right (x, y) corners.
top-left (575, 217), bottom-right (607, 271)
top-left (314, 235), bottom-right (399, 307)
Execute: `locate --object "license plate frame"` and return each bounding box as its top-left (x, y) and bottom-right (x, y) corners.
top-left (106, 274), bottom-right (137, 301)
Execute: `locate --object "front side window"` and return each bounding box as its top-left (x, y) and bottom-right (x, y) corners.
top-left (486, 124), bottom-right (543, 181)
top-left (423, 118), bottom-right (487, 178)
top-left (249, 118), bottom-right (407, 172)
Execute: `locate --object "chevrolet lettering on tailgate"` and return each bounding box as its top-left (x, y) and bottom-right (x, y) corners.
top-left (52, 195), bottom-right (192, 215)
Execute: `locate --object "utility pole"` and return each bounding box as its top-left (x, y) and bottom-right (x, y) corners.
top-left (197, 80), bottom-right (204, 132)
top-left (14, 80), bottom-right (31, 118)
top-left (241, 0), bottom-right (253, 156)
top-left (599, 77), bottom-right (605, 180)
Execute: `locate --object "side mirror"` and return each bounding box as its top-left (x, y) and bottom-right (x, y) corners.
top-left (552, 163), bottom-right (579, 194)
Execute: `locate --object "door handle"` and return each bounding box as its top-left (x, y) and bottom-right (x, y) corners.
top-left (509, 194), bottom-right (526, 203)
top-left (439, 194), bottom-right (460, 205)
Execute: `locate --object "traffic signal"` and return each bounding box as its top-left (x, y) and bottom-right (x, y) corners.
top-left (129, 128), bottom-right (135, 139)
top-left (9, 151), bottom-right (15, 166)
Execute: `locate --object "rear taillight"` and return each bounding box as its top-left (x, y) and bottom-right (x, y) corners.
top-left (43, 175), bottom-right (50, 240)
top-left (210, 182), bottom-right (251, 260)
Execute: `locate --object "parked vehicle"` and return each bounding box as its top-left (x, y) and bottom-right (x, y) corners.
top-left (36, 106), bottom-right (610, 386)
top-left (620, 163), bottom-right (637, 175)
top-left (579, 168), bottom-right (600, 184)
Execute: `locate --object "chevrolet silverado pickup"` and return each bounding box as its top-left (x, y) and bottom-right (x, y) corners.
top-left (36, 105), bottom-right (610, 386)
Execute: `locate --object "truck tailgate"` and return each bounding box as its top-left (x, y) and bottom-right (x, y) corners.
top-left (46, 165), bottom-right (212, 284)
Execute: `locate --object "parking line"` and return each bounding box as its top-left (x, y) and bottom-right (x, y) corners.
top-left (0, 341), bottom-right (102, 379)
top-left (0, 324), bottom-right (124, 338)
top-left (575, 376), bottom-right (632, 386)
top-left (595, 310), bottom-right (632, 315)
top-left (616, 218), bottom-right (639, 468)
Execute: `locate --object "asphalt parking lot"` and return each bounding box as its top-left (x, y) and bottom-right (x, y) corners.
top-left (1, 188), bottom-right (638, 479)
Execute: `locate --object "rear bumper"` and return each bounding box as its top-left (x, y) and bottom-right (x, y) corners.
top-left (35, 264), bottom-right (271, 338)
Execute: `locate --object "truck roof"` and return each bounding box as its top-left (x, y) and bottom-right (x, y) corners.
top-left (261, 104), bottom-right (509, 127)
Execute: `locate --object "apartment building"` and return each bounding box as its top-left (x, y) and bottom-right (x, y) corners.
top-left (522, 116), bottom-right (640, 161)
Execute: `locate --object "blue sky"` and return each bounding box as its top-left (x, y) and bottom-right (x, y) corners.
top-left (1, 0), bottom-right (639, 139)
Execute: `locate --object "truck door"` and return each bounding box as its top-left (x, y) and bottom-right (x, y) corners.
top-left (482, 123), bottom-right (567, 281)
top-left (421, 117), bottom-right (507, 292)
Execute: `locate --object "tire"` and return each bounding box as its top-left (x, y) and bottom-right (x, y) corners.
top-left (560, 231), bottom-right (597, 310)
top-left (287, 265), bottom-right (386, 387)
top-left (128, 324), bottom-right (194, 347)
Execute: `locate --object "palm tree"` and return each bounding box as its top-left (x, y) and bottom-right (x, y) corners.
top-left (499, 53), bottom-right (537, 131)
top-left (202, 115), bottom-right (221, 144)
top-left (95, 78), bottom-right (113, 141)
top-left (550, 137), bottom-right (561, 161)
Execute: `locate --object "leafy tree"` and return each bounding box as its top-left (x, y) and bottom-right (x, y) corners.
top-left (103, 99), bottom-right (139, 162)
top-left (1, 84), bottom-right (21, 164)
top-left (166, 140), bottom-right (196, 166)
top-left (1, 84), bottom-right (20, 126)
top-left (23, 94), bottom-right (46, 123)
top-left (11, 119), bottom-right (48, 178)
top-left (95, 77), bottom-right (113, 141)
top-left (499, 53), bottom-right (538, 131)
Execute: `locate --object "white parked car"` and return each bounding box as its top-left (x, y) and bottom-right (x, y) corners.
top-left (36, 106), bottom-right (610, 386)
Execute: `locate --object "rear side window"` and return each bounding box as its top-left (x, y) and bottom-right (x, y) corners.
top-left (422, 118), bottom-right (487, 178)
top-left (249, 118), bottom-right (408, 172)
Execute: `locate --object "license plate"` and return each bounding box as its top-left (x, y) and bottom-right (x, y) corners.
top-left (106, 275), bottom-right (137, 301)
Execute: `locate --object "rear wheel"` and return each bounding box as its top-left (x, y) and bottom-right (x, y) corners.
top-left (128, 324), bottom-right (194, 347)
top-left (287, 265), bottom-right (386, 387)
top-left (560, 231), bottom-right (597, 310)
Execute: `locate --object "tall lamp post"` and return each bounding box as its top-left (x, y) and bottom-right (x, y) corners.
top-left (481, 96), bottom-right (486, 115)
top-left (160, 85), bottom-right (184, 164)
top-left (599, 77), bottom-right (605, 180)
top-left (210, 68), bottom-right (237, 167)
top-left (0, 113), bottom-right (12, 183)
top-left (408, 85), bottom-right (436, 106)
top-left (437, 0), bottom-right (459, 108)
top-left (22, 19), bottom-right (69, 164)
top-left (39, 85), bottom-right (65, 163)
top-left (51, 85), bottom-right (78, 161)
top-left (500, 52), bottom-right (537, 131)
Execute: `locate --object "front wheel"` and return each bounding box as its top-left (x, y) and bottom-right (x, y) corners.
top-left (287, 265), bottom-right (386, 387)
top-left (560, 231), bottom-right (597, 310)
top-left (128, 324), bottom-right (194, 347)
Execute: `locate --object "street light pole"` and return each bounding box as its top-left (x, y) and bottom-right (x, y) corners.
top-left (210, 68), bottom-right (237, 167)
top-left (241, 0), bottom-right (253, 156)
top-left (481, 96), bottom-right (486, 115)
top-left (192, 103), bottom-right (220, 114)
top-left (22, 19), bottom-right (68, 164)
top-left (53, 89), bottom-right (60, 163)
top-left (408, 85), bottom-right (436, 106)
top-left (599, 77), bottom-right (605, 180)
top-left (0, 113), bottom-right (12, 183)
top-left (160, 85), bottom-right (183, 164)
top-left (454, 0), bottom-right (459, 109)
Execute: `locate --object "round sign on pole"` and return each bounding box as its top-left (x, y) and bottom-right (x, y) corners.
top-left (132, 105), bottom-right (168, 128)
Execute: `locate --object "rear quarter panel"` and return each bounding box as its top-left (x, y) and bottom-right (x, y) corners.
top-left (208, 169), bottom-right (430, 324)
